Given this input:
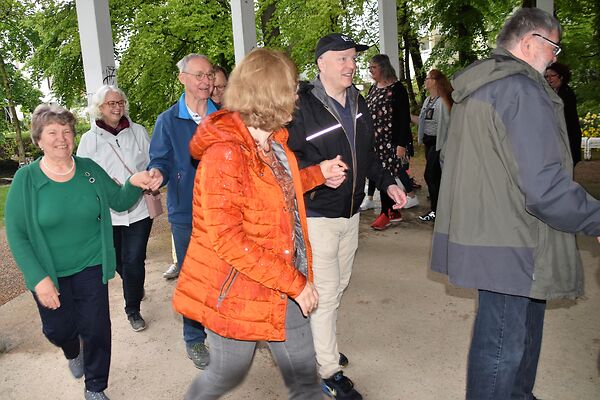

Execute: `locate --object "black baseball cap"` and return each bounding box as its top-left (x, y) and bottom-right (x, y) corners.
top-left (315, 33), bottom-right (369, 60)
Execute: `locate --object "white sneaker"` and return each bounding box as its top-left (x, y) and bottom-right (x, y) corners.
top-left (403, 195), bottom-right (419, 209)
top-left (359, 197), bottom-right (375, 211)
top-left (163, 263), bottom-right (180, 279)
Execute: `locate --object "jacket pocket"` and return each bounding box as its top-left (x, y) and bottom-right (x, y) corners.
top-left (217, 267), bottom-right (239, 309)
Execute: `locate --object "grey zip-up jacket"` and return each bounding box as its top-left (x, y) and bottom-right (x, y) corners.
top-left (431, 48), bottom-right (600, 300)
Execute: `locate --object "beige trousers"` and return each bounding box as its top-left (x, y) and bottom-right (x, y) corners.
top-left (307, 214), bottom-right (360, 379)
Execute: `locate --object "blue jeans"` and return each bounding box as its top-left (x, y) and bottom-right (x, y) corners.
top-left (113, 217), bottom-right (153, 316)
top-left (466, 290), bottom-right (546, 400)
top-left (171, 222), bottom-right (207, 345)
top-left (184, 300), bottom-right (321, 400)
top-left (34, 265), bottom-right (111, 393)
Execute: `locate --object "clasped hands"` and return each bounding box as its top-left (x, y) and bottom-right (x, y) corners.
top-left (129, 168), bottom-right (164, 192)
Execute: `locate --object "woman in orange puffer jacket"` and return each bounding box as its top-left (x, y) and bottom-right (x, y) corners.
top-left (173, 48), bottom-right (348, 400)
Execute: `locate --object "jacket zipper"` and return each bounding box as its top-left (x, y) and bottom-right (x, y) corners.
top-left (322, 93), bottom-right (359, 217)
top-left (217, 267), bottom-right (239, 308)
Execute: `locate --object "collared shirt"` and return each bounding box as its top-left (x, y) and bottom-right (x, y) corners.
top-left (178, 93), bottom-right (219, 125)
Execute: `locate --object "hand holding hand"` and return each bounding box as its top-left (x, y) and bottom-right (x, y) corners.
top-left (147, 168), bottom-right (164, 191)
top-left (387, 184), bottom-right (407, 209)
top-left (35, 276), bottom-right (60, 309)
top-left (129, 171), bottom-right (153, 190)
top-left (294, 282), bottom-right (319, 317)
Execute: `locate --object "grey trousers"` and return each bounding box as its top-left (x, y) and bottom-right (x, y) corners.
top-left (184, 299), bottom-right (323, 400)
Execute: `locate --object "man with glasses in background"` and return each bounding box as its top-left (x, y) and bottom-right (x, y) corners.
top-left (431, 8), bottom-right (600, 399)
top-left (148, 53), bottom-right (219, 370)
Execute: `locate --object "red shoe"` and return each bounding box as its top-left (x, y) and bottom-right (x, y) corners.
top-left (388, 210), bottom-right (403, 222)
top-left (371, 213), bottom-right (391, 230)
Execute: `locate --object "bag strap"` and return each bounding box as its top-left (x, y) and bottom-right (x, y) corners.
top-left (108, 143), bottom-right (135, 176)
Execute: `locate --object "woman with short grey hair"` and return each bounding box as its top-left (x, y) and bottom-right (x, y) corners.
top-left (77, 85), bottom-right (153, 333)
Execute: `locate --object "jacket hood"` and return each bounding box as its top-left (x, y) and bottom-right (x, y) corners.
top-left (191, 110), bottom-right (288, 164)
top-left (452, 48), bottom-right (549, 104)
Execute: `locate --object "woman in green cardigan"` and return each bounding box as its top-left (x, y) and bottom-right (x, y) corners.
top-left (5, 104), bottom-right (153, 400)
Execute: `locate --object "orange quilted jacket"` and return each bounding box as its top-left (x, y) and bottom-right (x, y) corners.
top-left (172, 110), bottom-right (325, 341)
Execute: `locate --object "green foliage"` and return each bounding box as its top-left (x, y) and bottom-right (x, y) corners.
top-left (554, 0), bottom-right (600, 114)
top-left (421, 0), bottom-right (519, 75)
top-left (0, 185), bottom-right (9, 226)
top-left (116, 0), bottom-right (234, 129)
top-left (27, 0), bottom-right (85, 108)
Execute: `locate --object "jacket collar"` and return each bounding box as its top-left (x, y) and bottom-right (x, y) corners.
top-left (177, 93), bottom-right (218, 120)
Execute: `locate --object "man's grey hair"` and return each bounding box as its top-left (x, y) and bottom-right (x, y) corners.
top-left (496, 7), bottom-right (561, 50)
top-left (176, 54), bottom-right (212, 72)
top-left (89, 85), bottom-right (129, 120)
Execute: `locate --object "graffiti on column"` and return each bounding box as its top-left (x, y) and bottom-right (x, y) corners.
top-left (103, 66), bottom-right (116, 85)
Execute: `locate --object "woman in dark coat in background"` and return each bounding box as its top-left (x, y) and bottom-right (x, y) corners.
top-left (545, 62), bottom-right (583, 165)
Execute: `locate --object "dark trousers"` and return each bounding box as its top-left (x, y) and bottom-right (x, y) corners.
top-left (34, 265), bottom-right (111, 392)
top-left (171, 222), bottom-right (207, 345)
top-left (423, 134), bottom-right (442, 212)
top-left (466, 290), bottom-right (546, 400)
top-left (113, 217), bottom-right (153, 316)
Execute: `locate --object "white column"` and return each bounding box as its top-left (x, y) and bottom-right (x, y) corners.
top-left (230, 0), bottom-right (257, 64)
top-left (536, 0), bottom-right (554, 15)
top-left (75, 0), bottom-right (115, 109)
top-left (377, 0), bottom-right (400, 74)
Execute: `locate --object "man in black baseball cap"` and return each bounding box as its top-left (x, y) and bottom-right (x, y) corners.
top-left (287, 33), bottom-right (406, 400)
top-left (315, 33), bottom-right (370, 61)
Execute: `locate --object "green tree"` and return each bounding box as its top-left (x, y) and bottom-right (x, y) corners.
top-left (0, 0), bottom-right (42, 162)
top-left (28, 0), bottom-right (85, 108)
top-left (116, 0), bottom-right (234, 129)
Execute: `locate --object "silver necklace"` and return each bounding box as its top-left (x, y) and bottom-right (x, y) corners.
top-left (41, 156), bottom-right (75, 176)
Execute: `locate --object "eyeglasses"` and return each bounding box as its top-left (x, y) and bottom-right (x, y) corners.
top-left (532, 33), bottom-right (562, 56)
top-left (182, 71), bottom-right (216, 81)
top-left (214, 85), bottom-right (226, 90)
top-left (105, 100), bottom-right (125, 108)
top-left (544, 72), bottom-right (559, 79)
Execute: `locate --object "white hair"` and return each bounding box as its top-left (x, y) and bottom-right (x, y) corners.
top-left (88, 85), bottom-right (129, 120)
top-left (176, 53), bottom-right (211, 72)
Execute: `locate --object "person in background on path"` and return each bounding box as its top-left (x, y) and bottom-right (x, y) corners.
top-left (366, 54), bottom-right (419, 230)
top-left (288, 33), bottom-right (407, 400)
top-left (210, 65), bottom-right (228, 106)
top-left (77, 85), bottom-right (152, 333)
top-left (545, 62), bottom-right (583, 166)
top-left (175, 48), bottom-right (348, 400)
top-left (147, 53), bottom-right (219, 370)
top-left (5, 104), bottom-right (153, 400)
top-left (411, 69), bottom-right (453, 223)
top-left (431, 8), bottom-right (600, 399)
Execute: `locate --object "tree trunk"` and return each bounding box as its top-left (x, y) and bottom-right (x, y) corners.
top-left (0, 55), bottom-right (25, 163)
top-left (260, 1), bottom-right (280, 47)
top-left (397, 1), bottom-right (422, 108)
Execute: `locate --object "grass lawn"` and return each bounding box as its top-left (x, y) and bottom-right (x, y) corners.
top-left (0, 185), bottom-right (8, 226)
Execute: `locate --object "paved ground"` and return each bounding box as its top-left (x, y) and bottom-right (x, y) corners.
top-left (1, 161), bottom-right (599, 399)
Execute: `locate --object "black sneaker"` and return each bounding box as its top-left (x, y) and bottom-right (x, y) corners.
top-left (339, 352), bottom-right (349, 367)
top-left (321, 371), bottom-right (363, 399)
top-left (419, 211), bottom-right (436, 222)
top-left (127, 312), bottom-right (146, 332)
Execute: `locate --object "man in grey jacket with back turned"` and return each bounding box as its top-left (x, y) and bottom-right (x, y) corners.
top-left (431, 8), bottom-right (600, 400)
